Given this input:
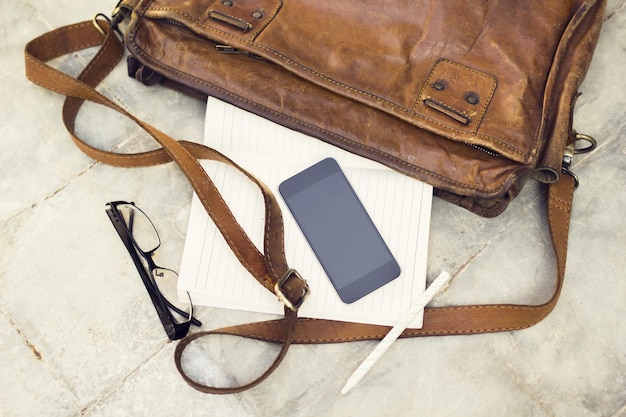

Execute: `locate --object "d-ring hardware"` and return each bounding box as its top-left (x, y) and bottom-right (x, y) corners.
top-left (573, 133), bottom-right (597, 154)
top-left (93, 13), bottom-right (124, 43)
top-left (561, 132), bottom-right (598, 188)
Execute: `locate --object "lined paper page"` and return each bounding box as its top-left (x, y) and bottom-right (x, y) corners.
top-left (178, 98), bottom-right (432, 327)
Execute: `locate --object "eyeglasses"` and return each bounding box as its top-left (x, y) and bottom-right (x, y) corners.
top-left (106, 201), bottom-right (201, 340)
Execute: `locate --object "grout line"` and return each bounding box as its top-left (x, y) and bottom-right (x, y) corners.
top-left (449, 233), bottom-right (499, 281)
top-left (499, 339), bottom-right (558, 417)
top-left (605, 1), bottom-right (626, 21)
top-left (0, 160), bottom-right (95, 225)
top-left (0, 204), bottom-right (38, 226)
top-left (78, 341), bottom-right (170, 416)
top-left (6, 314), bottom-right (43, 362)
top-left (1, 308), bottom-right (84, 413)
top-left (0, 159), bottom-right (99, 223)
top-left (0, 118), bottom-right (147, 225)
top-left (43, 161), bottom-right (99, 202)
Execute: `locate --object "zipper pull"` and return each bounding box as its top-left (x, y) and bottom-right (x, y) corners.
top-left (216, 45), bottom-right (264, 60)
top-left (216, 45), bottom-right (240, 54)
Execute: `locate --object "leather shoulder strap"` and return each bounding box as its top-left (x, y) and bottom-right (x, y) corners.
top-left (25, 19), bottom-right (575, 393)
top-left (25, 19), bottom-right (307, 393)
top-left (198, 175), bottom-right (573, 345)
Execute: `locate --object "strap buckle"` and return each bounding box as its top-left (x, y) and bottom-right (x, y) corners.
top-left (274, 269), bottom-right (309, 312)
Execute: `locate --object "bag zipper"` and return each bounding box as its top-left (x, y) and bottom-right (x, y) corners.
top-left (157, 18), bottom-right (186, 28)
top-left (467, 143), bottom-right (501, 158)
top-left (159, 18), bottom-right (265, 61)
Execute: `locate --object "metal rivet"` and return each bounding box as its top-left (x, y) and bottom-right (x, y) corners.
top-left (222, 0), bottom-right (233, 6)
top-left (465, 92), bottom-right (480, 105)
top-left (433, 80), bottom-right (446, 91)
top-left (252, 10), bottom-right (263, 19)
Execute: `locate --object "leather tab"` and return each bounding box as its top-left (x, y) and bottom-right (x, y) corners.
top-left (416, 60), bottom-right (497, 134)
top-left (127, 55), bottom-right (163, 86)
top-left (201, 0), bottom-right (282, 39)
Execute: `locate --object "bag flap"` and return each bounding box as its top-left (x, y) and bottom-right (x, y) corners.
top-left (131, 0), bottom-right (598, 164)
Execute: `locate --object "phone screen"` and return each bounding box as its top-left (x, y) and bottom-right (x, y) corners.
top-left (279, 158), bottom-right (400, 303)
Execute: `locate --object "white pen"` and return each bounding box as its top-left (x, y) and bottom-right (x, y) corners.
top-left (340, 271), bottom-right (452, 395)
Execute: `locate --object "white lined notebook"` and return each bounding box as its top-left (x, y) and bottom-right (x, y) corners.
top-left (177, 98), bottom-right (433, 327)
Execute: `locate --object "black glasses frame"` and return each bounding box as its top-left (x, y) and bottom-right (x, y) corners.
top-left (106, 201), bottom-right (201, 340)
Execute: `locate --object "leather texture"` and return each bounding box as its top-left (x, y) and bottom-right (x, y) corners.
top-left (125, 0), bottom-right (606, 216)
top-left (24, 0), bottom-right (606, 394)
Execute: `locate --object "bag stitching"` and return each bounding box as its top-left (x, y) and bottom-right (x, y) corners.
top-left (138, 7), bottom-right (527, 158)
top-left (126, 25), bottom-right (519, 197)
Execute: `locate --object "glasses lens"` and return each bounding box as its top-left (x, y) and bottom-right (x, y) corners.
top-left (152, 267), bottom-right (192, 324)
top-left (117, 203), bottom-right (160, 253)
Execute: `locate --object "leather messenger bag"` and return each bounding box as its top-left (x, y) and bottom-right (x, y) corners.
top-left (25, 0), bottom-right (608, 393)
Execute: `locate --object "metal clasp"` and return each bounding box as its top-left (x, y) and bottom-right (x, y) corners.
top-left (216, 45), bottom-right (240, 54)
top-left (562, 133), bottom-right (598, 188)
top-left (216, 45), bottom-right (265, 60)
top-left (93, 13), bottom-right (124, 43)
top-left (274, 269), bottom-right (309, 312)
top-left (562, 144), bottom-right (578, 187)
top-left (111, 0), bottom-right (126, 25)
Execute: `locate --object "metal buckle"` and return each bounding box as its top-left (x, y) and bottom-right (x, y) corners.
top-left (274, 269), bottom-right (309, 312)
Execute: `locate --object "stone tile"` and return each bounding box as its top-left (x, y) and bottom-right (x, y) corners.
top-left (82, 343), bottom-right (261, 417)
top-left (0, 314), bottom-right (79, 417)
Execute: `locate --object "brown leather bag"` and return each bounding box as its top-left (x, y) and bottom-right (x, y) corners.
top-left (24, 0), bottom-right (607, 393)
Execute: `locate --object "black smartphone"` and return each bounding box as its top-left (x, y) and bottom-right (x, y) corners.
top-left (279, 158), bottom-right (400, 303)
